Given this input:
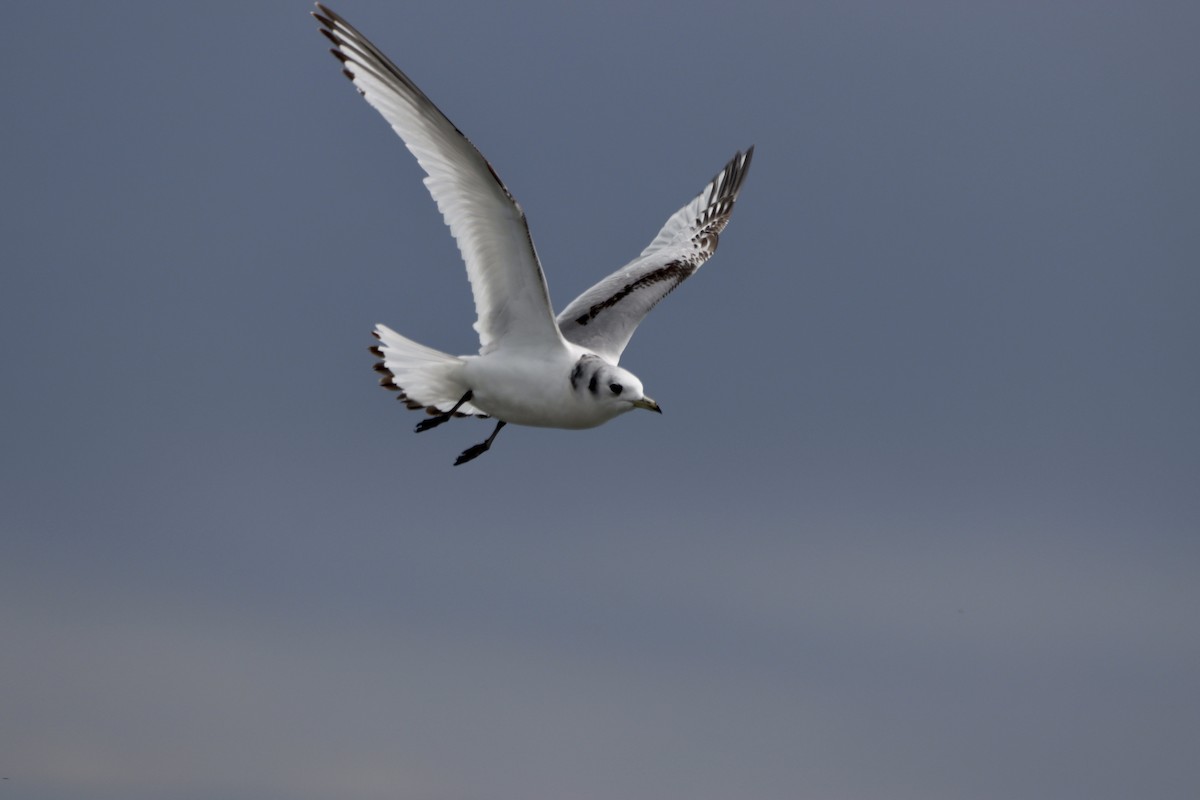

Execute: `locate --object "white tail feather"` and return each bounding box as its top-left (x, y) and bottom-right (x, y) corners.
top-left (371, 325), bottom-right (484, 416)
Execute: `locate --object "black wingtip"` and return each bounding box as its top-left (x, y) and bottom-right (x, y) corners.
top-left (727, 147), bottom-right (753, 193)
top-left (705, 146), bottom-right (754, 210)
top-left (312, 3), bottom-right (337, 25)
top-left (312, 4), bottom-right (336, 32)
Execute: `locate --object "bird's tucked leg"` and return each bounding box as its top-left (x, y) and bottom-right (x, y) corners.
top-left (454, 421), bottom-right (506, 466)
top-left (415, 390), bottom-right (474, 433)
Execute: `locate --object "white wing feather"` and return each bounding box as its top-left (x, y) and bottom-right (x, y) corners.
top-left (314, 4), bottom-right (563, 355)
top-left (556, 148), bottom-right (753, 363)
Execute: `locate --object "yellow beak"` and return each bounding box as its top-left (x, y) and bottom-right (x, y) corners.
top-left (633, 396), bottom-right (662, 414)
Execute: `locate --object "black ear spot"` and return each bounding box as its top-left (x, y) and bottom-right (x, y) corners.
top-left (610, 383), bottom-right (623, 395)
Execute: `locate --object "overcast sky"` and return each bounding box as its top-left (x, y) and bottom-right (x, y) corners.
top-left (2, 2), bottom-right (1198, 799)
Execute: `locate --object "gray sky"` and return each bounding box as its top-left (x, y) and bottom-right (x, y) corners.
top-left (2, 1), bottom-right (1198, 799)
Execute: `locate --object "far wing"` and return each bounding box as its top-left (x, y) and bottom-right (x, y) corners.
top-left (314, 4), bottom-right (563, 354)
top-left (556, 148), bottom-right (753, 363)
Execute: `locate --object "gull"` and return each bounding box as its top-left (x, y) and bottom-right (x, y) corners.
top-left (313, 4), bottom-right (753, 465)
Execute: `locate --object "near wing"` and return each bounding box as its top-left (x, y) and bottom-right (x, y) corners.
top-left (314, 4), bottom-right (562, 354)
top-left (556, 148), bottom-right (753, 363)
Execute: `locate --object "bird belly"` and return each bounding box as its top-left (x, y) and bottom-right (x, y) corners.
top-left (462, 352), bottom-right (623, 429)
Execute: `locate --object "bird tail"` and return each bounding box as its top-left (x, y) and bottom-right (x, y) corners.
top-left (370, 324), bottom-right (485, 417)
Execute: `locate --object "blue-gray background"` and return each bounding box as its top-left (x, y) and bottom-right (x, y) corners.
top-left (3, 2), bottom-right (1197, 799)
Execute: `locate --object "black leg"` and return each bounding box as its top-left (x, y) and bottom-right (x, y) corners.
top-left (415, 390), bottom-right (473, 433)
top-left (454, 421), bottom-right (506, 466)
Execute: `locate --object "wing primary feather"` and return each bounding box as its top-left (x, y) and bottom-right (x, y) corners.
top-left (555, 147), bottom-right (754, 362)
top-left (312, 3), bottom-right (563, 354)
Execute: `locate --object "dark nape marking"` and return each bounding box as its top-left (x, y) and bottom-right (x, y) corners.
top-left (570, 354), bottom-right (604, 393)
top-left (569, 354), bottom-right (603, 390)
top-left (574, 260), bottom-right (693, 326)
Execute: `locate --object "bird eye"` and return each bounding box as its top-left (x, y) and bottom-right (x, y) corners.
top-left (609, 383), bottom-right (623, 395)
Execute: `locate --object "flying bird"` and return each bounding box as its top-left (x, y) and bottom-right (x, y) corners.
top-left (313, 4), bottom-right (752, 465)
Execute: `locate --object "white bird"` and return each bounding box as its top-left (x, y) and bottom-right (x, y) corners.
top-left (313, 4), bottom-right (753, 465)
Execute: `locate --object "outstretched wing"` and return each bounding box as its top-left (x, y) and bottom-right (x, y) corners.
top-left (314, 4), bottom-right (563, 354)
top-left (556, 148), bottom-right (753, 363)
